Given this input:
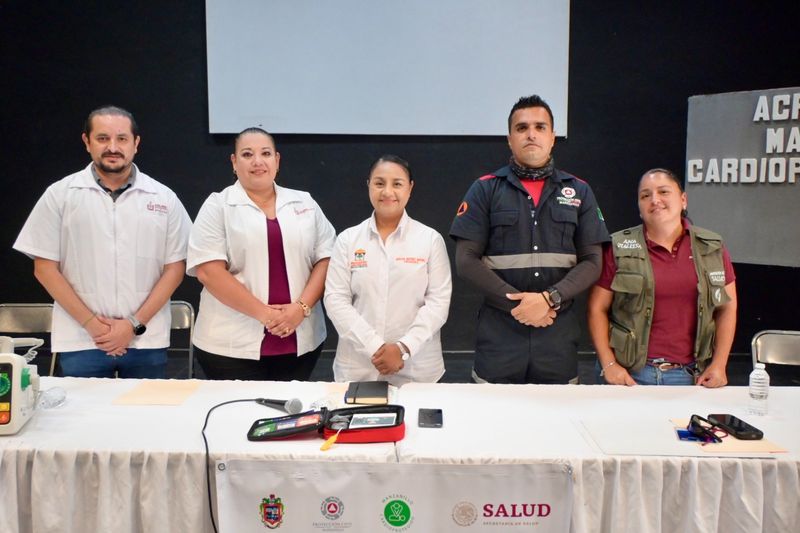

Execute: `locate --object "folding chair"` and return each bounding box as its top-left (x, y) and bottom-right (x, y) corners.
top-left (170, 300), bottom-right (196, 378)
top-left (751, 330), bottom-right (800, 368)
top-left (0, 303), bottom-right (56, 375)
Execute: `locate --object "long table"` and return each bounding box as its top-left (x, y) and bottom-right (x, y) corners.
top-left (1, 378), bottom-right (798, 532)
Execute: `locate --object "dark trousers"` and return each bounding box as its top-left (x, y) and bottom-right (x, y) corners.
top-left (195, 343), bottom-right (323, 381)
top-left (473, 304), bottom-right (579, 384)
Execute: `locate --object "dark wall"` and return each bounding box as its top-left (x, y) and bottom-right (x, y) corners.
top-left (2, 2), bottom-right (798, 355)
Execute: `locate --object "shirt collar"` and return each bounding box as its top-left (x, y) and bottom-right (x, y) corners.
top-left (91, 164), bottom-right (136, 197)
top-left (368, 210), bottom-right (409, 238)
top-left (643, 218), bottom-right (691, 251)
top-left (228, 180), bottom-right (303, 209)
top-left (72, 163), bottom-right (155, 193)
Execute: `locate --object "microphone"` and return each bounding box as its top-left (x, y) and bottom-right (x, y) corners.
top-left (256, 398), bottom-right (303, 414)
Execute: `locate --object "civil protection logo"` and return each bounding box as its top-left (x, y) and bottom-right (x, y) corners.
top-left (452, 501), bottom-right (478, 527)
top-left (259, 494), bottom-right (284, 529)
top-left (321, 496), bottom-right (344, 520)
top-left (380, 495), bottom-right (413, 530)
top-left (561, 187), bottom-right (576, 198)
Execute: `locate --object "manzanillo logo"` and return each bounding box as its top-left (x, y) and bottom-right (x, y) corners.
top-left (380, 494), bottom-right (414, 530)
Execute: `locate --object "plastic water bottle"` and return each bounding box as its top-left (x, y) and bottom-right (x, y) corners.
top-left (748, 363), bottom-right (769, 416)
top-left (37, 387), bottom-right (67, 409)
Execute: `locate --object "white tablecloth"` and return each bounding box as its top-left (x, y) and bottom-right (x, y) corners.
top-left (1, 378), bottom-right (799, 533)
top-left (397, 383), bottom-right (800, 533)
top-left (0, 378), bottom-right (395, 533)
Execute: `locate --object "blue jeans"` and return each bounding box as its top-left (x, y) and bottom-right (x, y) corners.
top-left (595, 360), bottom-right (696, 385)
top-left (59, 348), bottom-right (167, 378)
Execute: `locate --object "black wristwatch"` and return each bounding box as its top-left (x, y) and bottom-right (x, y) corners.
top-left (545, 287), bottom-right (562, 310)
top-left (127, 315), bottom-right (147, 336)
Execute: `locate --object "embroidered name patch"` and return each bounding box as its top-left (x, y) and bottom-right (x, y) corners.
top-left (146, 201), bottom-right (168, 214)
top-left (616, 239), bottom-right (642, 249)
top-left (395, 257), bottom-right (427, 264)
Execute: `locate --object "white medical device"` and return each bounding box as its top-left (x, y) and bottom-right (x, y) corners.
top-left (0, 336), bottom-right (42, 435)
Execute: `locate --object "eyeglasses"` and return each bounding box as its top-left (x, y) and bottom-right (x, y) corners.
top-left (687, 414), bottom-right (729, 443)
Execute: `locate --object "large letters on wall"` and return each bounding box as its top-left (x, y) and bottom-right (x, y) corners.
top-left (686, 87), bottom-right (800, 267)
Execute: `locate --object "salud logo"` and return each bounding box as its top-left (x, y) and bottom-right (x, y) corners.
top-left (259, 494), bottom-right (285, 529)
top-left (380, 494), bottom-right (413, 530)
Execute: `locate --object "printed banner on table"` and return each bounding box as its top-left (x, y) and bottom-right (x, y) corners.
top-left (215, 460), bottom-right (573, 532)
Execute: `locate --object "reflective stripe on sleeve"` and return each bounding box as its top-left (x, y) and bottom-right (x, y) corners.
top-left (481, 253), bottom-right (577, 270)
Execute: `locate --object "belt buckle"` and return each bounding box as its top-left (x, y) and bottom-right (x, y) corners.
top-left (657, 362), bottom-right (674, 371)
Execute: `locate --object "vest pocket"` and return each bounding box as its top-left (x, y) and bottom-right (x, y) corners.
top-left (705, 271), bottom-right (730, 309)
top-left (610, 271), bottom-right (645, 313)
top-left (609, 320), bottom-right (637, 367)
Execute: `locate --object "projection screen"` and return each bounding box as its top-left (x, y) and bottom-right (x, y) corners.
top-left (206, 0), bottom-right (570, 136)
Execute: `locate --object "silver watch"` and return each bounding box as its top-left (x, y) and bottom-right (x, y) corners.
top-left (396, 342), bottom-right (410, 361)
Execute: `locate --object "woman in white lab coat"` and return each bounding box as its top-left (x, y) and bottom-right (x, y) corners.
top-left (324, 155), bottom-right (452, 385)
top-left (188, 128), bottom-right (336, 380)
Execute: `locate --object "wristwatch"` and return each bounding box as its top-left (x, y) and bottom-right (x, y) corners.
top-left (396, 342), bottom-right (410, 361)
top-left (295, 299), bottom-right (311, 317)
top-left (545, 287), bottom-right (562, 310)
top-left (127, 315), bottom-right (147, 336)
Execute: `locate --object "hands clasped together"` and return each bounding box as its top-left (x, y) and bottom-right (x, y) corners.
top-left (507, 292), bottom-right (556, 328)
top-left (86, 316), bottom-right (134, 356)
top-left (371, 343), bottom-right (406, 376)
top-left (263, 302), bottom-right (305, 339)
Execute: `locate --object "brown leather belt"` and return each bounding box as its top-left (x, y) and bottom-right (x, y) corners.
top-left (646, 359), bottom-right (694, 371)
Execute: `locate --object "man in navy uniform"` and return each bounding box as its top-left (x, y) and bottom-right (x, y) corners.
top-left (450, 95), bottom-right (609, 384)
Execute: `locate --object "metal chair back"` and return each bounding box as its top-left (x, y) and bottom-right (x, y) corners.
top-left (0, 303), bottom-right (56, 374)
top-left (169, 300), bottom-right (196, 378)
top-left (751, 330), bottom-right (800, 368)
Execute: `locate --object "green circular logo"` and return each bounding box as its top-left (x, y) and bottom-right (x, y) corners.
top-left (383, 499), bottom-right (411, 527)
top-left (0, 373), bottom-right (11, 396)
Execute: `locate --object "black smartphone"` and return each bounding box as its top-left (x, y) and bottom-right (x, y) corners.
top-left (707, 414), bottom-right (764, 440)
top-left (418, 408), bottom-right (443, 428)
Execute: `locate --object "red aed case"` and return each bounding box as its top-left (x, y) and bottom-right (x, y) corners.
top-left (247, 404), bottom-right (405, 443)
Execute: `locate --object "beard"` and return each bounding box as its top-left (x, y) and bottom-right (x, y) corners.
top-left (96, 156), bottom-right (131, 175)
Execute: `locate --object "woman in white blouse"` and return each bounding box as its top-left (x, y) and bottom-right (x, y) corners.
top-left (324, 155), bottom-right (452, 385)
top-left (188, 127), bottom-right (335, 380)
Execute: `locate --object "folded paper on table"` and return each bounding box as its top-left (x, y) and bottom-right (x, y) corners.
top-left (670, 418), bottom-right (787, 454)
top-left (113, 380), bottom-right (200, 405)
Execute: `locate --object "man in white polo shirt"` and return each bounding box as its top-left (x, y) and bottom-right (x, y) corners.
top-left (13, 106), bottom-right (192, 378)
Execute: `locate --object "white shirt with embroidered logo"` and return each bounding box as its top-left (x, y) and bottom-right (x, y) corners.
top-left (13, 163), bottom-right (192, 352)
top-left (187, 181), bottom-right (335, 359)
top-left (324, 211), bottom-right (452, 385)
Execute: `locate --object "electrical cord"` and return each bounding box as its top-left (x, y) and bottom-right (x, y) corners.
top-left (201, 398), bottom-right (258, 533)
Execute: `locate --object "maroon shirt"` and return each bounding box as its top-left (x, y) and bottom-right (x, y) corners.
top-left (596, 222), bottom-right (735, 365)
top-left (260, 217), bottom-right (297, 356)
